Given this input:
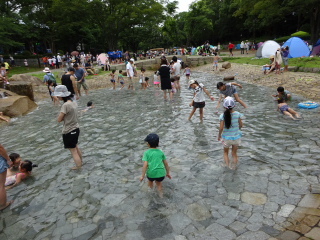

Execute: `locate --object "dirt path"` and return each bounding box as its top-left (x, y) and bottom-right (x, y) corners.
top-left (193, 62), bottom-right (320, 101)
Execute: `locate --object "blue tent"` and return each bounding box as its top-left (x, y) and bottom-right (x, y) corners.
top-left (235, 44), bottom-right (241, 49)
top-left (282, 37), bottom-right (310, 58)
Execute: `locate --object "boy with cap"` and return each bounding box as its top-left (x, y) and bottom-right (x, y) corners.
top-left (140, 133), bottom-right (171, 198)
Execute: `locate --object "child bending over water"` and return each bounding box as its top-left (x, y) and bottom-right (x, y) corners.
top-left (216, 82), bottom-right (247, 109)
top-left (5, 160), bottom-right (38, 189)
top-left (278, 99), bottom-right (300, 120)
top-left (7, 153), bottom-right (22, 177)
top-left (140, 133), bottom-right (171, 198)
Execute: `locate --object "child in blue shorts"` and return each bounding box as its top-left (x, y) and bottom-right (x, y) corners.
top-left (140, 133), bottom-right (171, 198)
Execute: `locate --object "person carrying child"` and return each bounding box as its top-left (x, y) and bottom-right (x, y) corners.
top-left (118, 70), bottom-right (125, 89)
top-left (277, 99), bottom-right (301, 120)
top-left (188, 80), bottom-right (215, 121)
top-left (218, 97), bottom-right (244, 170)
top-left (216, 82), bottom-right (247, 109)
top-left (140, 133), bottom-right (171, 198)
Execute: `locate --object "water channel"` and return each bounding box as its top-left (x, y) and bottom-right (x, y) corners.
top-left (0, 71), bottom-right (319, 240)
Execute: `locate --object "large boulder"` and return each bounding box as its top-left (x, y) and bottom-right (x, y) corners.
top-left (6, 81), bottom-right (35, 101)
top-left (9, 74), bottom-right (43, 86)
top-left (222, 61), bottom-right (231, 69)
top-left (0, 89), bottom-right (37, 117)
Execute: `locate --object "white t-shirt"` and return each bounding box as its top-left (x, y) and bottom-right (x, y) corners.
top-left (126, 62), bottom-right (134, 77)
top-left (57, 55), bottom-right (62, 62)
top-left (173, 61), bottom-right (181, 76)
top-left (193, 83), bottom-right (205, 102)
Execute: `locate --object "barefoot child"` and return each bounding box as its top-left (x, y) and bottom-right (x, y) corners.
top-left (47, 80), bottom-right (59, 105)
top-left (110, 70), bottom-right (116, 90)
top-left (7, 153), bottom-right (22, 177)
top-left (183, 65), bottom-right (191, 79)
top-left (188, 80), bottom-right (215, 121)
top-left (139, 68), bottom-right (146, 90)
top-left (118, 70), bottom-right (125, 89)
top-left (5, 160), bottom-right (37, 189)
top-left (278, 99), bottom-right (300, 120)
top-left (213, 55), bottom-right (222, 71)
top-left (272, 86), bottom-right (291, 101)
top-left (153, 71), bottom-right (160, 88)
top-left (140, 133), bottom-right (171, 198)
top-left (218, 97), bottom-right (244, 170)
top-left (216, 82), bottom-right (247, 109)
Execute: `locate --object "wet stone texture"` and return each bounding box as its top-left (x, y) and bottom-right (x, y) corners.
top-left (0, 71), bottom-right (320, 240)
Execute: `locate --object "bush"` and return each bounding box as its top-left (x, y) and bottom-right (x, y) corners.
top-left (57, 50), bottom-right (64, 55)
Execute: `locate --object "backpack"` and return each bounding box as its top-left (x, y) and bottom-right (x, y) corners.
top-left (47, 73), bottom-right (56, 83)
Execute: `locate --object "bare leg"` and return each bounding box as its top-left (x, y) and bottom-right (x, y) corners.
top-left (223, 147), bottom-right (230, 167)
top-left (85, 89), bottom-right (89, 95)
top-left (175, 80), bottom-right (181, 91)
top-left (283, 111), bottom-right (295, 120)
top-left (69, 147), bottom-right (82, 169)
top-left (76, 145), bottom-right (83, 162)
top-left (169, 91), bottom-right (173, 101)
top-left (234, 93), bottom-right (247, 108)
top-left (0, 171), bottom-right (11, 210)
top-left (155, 181), bottom-right (163, 198)
top-left (288, 108), bottom-right (301, 118)
top-left (188, 107), bottom-right (197, 120)
top-left (199, 108), bottom-right (204, 122)
top-left (148, 180), bottom-right (154, 189)
top-left (231, 145), bottom-right (239, 169)
top-left (163, 90), bottom-right (168, 100)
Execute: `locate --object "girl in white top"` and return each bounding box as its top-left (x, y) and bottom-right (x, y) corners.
top-left (188, 79), bottom-right (215, 121)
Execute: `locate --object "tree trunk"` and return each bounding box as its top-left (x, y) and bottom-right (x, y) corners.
top-left (310, 6), bottom-right (320, 45)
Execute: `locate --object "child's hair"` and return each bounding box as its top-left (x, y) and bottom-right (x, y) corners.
top-left (145, 133), bottom-right (159, 148)
top-left (277, 86), bottom-right (284, 93)
top-left (224, 108), bottom-right (232, 129)
top-left (47, 80), bottom-right (53, 87)
top-left (154, 71), bottom-right (157, 74)
top-left (9, 153), bottom-right (20, 163)
top-left (21, 160), bottom-right (38, 172)
top-left (145, 77), bottom-right (149, 81)
top-left (217, 82), bottom-right (225, 89)
top-left (141, 68), bottom-right (145, 72)
top-left (112, 70), bottom-right (116, 74)
top-left (185, 65), bottom-right (189, 68)
top-left (87, 101), bottom-right (93, 107)
top-left (119, 70), bottom-right (122, 73)
top-left (170, 78), bottom-right (175, 83)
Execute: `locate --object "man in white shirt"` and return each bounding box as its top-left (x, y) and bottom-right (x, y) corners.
top-left (57, 53), bottom-right (62, 68)
top-left (172, 56), bottom-right (181, 91)
top-left (126, 58), bottom-right (134, 90)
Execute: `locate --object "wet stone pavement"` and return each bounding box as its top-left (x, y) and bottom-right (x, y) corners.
top-left (0, 71), bottom-right (320, 240)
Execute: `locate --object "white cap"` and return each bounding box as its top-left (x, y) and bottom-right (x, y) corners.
top-left (223, 97), bottom-right (235, 109)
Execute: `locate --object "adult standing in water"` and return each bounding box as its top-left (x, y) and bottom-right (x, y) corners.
top-left (53, 85), bottom-right (82, 170)
top-left (0, 144), bottom-right (13, 210)
top-left (171, 56), bottom-right (181, 91)
top-left (126, 58), bottom-right (135, 90)
top-left (61, 67), bottom-right (79, 100)
top-left (158, 58), bottom-right (173, 101)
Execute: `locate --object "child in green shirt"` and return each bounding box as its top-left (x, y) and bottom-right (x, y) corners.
top-left (140, 133), bottom-right (171, 198)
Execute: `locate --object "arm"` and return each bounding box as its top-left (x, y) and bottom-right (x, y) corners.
top-left (231, 82), bottom-right (242, 88)
top-left (140, 161), bottom-right (148, 181)
top-left (203, 87), bottom-right (214, 101)
top-left (163, 160), bottom-right (171, 179)
top-left (70, 75), bottom-right (79, 99)
top-left (216, 94), bottom-right (223, 109)
top-left (6, 173), bottom-right (26, 190)
top-left (0, 144), bottom-right (11, 165)
top-left (239, 118), bottom-right (243, 129)
top-left (57, 112), bottom-right (65, 123)
top-left (189, 92), bottom-right (195, 107)
top-left (0, 115), bottom-right (9, 123)
top-left (218, 120), bottom-right (224, 141)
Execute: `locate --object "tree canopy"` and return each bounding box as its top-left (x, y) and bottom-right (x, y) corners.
top-left (0, 0), bottom-right (318, 54)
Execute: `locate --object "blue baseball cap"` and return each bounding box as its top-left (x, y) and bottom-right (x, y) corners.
top-left (144, 133), bottom-right (159, 144)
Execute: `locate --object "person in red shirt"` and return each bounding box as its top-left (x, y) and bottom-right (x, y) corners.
top-left (42, 56), bottom-right (48, 67)
top-left (228, 42), bottom-right (235, 56)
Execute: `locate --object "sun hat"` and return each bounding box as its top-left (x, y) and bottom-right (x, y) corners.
top-left (223, 96), bottom-right (236, 109)
top-left (43, 67), bottom-right (51, 73)
top-left (52, 85), bottom-right (71, 97)
top-left (144, 133), bottom-right (159, 145)
top-left (188, 79), bottom-right (196, 86)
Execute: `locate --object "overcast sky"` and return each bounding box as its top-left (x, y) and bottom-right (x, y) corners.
top-left (177, 0), bottom-right (194, 13)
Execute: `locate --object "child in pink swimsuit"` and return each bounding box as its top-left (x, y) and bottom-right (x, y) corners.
top-left (5, 160), bottom-right (37, 189)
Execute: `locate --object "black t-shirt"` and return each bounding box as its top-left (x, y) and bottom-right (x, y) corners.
top-left (61, 74), bottom-right (75, 95)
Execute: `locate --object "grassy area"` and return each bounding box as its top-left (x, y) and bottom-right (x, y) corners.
top-left (6, 66), bottom-right (43, 77)
top-left (223, 56), bottom-right (320, 68)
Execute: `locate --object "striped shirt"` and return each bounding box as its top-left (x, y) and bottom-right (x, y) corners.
top-left (219, 111), bottom-right (243, 140)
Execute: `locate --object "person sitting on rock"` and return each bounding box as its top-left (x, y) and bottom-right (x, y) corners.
top-left (84, 60), bottom-right (95, 75)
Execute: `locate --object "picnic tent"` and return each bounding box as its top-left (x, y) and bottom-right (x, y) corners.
top-left (282, 37), bottom-right (310, 58)
top-left (311, 39), bottom-right (320, 56)
top-left (256, 40), bottom-right (281, 58)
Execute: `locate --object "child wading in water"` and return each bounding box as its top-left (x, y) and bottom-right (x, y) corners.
top-left (188, 80), bottom-right (215, 121)
top-left (216, 82), bottom-right (247, 109)
top-left (153, 71), bottom-right (160, 88)
top-left (140, 133), bottom-right (171, 198)
top-left (278, 99), bottom-right (301, 120)
top-left (139, 68), bottom-right (146, 90)
top-left (183, 65), bottom-right (191, 79)
top-left (218, 97), bottom-right (244, 170)
top-left (110, 70), bottom-right (116, 90)
top-left (5, 160), bottom-right (38, 189)
top-left (118, 70), bottom-right (125, 89)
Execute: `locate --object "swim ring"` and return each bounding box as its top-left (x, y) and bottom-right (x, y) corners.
top-left (298, 101), bottom-right (319, 109)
